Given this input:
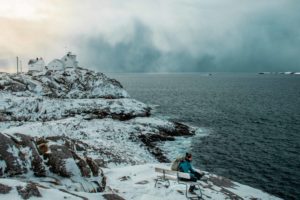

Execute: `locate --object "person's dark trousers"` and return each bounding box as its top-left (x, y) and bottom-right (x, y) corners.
top-left (189, 172), bottom-right (204, 191)
top-left (179, 172), bottom-right (204, 192)
top-left (179, 173), bottom-right (202, 192)
top-left (192, 171), bottom-right (204, 180)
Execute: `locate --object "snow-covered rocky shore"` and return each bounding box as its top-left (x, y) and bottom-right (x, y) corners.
top-left (0, 54), bottom-right (280, 199)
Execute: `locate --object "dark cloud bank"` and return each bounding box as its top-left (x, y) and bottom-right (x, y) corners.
top-left (77, 5), bottom-right (300, 73)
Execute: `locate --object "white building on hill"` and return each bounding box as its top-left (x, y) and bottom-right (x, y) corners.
top-left (47, 59), bottom-right (65, 71)
top-left (61, 52), bottom-right (79, 68)
top-left (28, 58), bottom-right (46, 71)
top-left (28, 52), bottom-right (79, 72)
top-left (47, 52), bottom-right (79, 71)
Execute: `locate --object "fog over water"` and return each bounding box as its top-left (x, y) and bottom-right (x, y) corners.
top-left (0, 0), bottom-right (300, 72)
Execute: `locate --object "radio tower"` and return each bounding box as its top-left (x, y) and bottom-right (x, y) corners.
top-left (16, 56), bottom-right (19, 74)
top-left (20, 60), bottom-right (22, 73)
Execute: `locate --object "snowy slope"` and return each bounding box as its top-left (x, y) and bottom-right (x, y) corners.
top-left (0, 93), bottom-right (150, 122)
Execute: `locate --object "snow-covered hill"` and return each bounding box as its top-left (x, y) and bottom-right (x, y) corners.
top-left (0, 55), bottom-right (280, 199)
top-left (0, 67), bottom-right (128, 99)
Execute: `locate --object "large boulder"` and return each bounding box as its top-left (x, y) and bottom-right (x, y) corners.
top-left (13, 133), bottom-right (46, 177)
top-left (16, 182), bottom-right (42, 199)
top-left (0, 133), bottom-right (106, 193)
top-left (0, 133), bottom-right (27, 176)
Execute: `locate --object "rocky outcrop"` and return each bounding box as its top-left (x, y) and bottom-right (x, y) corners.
top-left (135, 122), bottom-right (194, 162)
top-left (0, 95), bottom-right (151, 122)
top-left (0, 133), bottom-right (106, 193)
top-left (0, 67), bottom-right (128, 99)
top-left (0, 183), bottom-right (12, 194)
top-left (16, 183), bottom-right (42, 199)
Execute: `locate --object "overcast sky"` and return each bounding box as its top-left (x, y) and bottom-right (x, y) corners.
top-left (0, 0), bottom-right (299, 73)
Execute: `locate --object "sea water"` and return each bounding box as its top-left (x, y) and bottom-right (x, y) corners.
top-left (109, 73), bottom-right (300, 199)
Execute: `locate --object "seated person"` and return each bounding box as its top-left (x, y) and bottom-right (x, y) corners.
top-left (178, 152), bottom-right (204, 193)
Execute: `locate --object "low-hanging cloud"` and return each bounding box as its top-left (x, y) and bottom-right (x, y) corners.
top-left (74, 1), bottom-right (300, 72)
top-left (0, 0), bottom-right (299, 72)
top-left (77, 21), bottom-right (219, 72)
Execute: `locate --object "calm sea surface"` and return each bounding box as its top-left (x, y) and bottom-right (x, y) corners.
top-left (109, 73), bottom-right (300, 199)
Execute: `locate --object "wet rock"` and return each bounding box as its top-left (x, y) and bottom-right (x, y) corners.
top-left (160, 121), bottom-right (194, 136)
top-left (16, 182), bottom-right (42, 199)
top-left (145, 133), bottom-right (175, 142)
top-left (138, 134), bottom-right (170, 162)
top-left (173, 122), bottom-right (193, 135)
top-left (0, 183), bottom-right (12, 194)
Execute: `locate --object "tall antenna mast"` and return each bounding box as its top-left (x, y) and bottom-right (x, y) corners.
top-left (16, 56), bottom-right (19, 74)
top-left (20, 60), bottom-right (22, 73)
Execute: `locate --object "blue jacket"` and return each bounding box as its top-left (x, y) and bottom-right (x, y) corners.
top-left (178, 160), bottom-right (195, 175)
